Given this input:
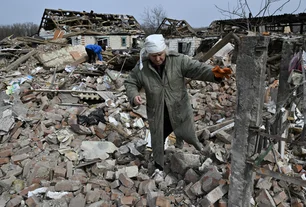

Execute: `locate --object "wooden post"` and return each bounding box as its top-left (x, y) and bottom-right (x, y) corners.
top-left (228, 36), bottom-right (269, 207)
top-left (275, 41), bottom-right (294, 111)
top-left (301, 39), bottom-right (306, 141)
top-left (272, 41), bottom-right (294, 157)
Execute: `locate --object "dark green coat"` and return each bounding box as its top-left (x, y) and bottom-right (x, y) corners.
top-left (124, 51), bottom-right (218, 168)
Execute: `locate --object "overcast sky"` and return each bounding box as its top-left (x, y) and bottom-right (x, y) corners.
top-left (0, 0), bottom-right (305, 27)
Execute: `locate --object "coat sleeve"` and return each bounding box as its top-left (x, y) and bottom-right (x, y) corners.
top-left (97, 53), bottom-right (102, 61)
top-left (93, 46), bottom-right (102, 61)
top-left (124, 66), bottom-right (142, 106)
top-left (180, 55), bottom-right (217, 82)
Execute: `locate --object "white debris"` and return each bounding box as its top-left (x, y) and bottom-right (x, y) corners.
top-left (28, 187), bottom-right (48, 197)
top-left (133, 118), bottom-right (145, 128)
top-left (46, 191), bottom-right (69, 199)
top-left (81, 141), bottom-right (118, 160)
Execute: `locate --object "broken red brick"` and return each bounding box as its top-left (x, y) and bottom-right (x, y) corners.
top-left (273, 191), bottom-right (288, 205)
top-left (11, 153), bottom-right (29, 164)
top-left (53, 166), bottom-right (67, 178)
top-left (0, 148), bottom-right (13, 157)
top-left (25, 196), bottom-right (40, 207)
top-left (194, 114), bottom-right (202, 121)
top-left (0, 157), bottom-right (9, 165)
top-left (19, 183), bottom-right (40, 196)
top-left (11, 128), bottom-right (22, 139)
top-left (120, 196), bottom-right (134, 205)
top-left (292, 164), bottom-right (303, 173)
top-left (156, 196), bottom-right (171, 207)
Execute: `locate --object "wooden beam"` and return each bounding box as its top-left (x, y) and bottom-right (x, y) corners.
top-left (254, 165), bottom-right (306, 187)
top-left (301, 41), bottom-right (306, 141)
top-left (199, 32), bottom-right (240, 63)
top-left (1, 50), bottom-right (37, 72)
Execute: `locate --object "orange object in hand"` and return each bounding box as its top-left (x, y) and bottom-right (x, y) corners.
top-left (212, 66), bottom-right (232, 79)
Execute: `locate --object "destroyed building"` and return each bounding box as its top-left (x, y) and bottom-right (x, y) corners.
top-left (208, 12), bottom-right (306, 35)
top-left (38, 8), bottom-right (145, 51)
top-left (1, 7), bottom-right (306, 207)
top-left (194, 12), bottom-right (306, 64)
top-left (155, 18), bottom-right (203, 57)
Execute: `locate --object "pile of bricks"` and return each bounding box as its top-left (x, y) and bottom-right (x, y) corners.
top-left (0, 42), bottom-right (305, 207)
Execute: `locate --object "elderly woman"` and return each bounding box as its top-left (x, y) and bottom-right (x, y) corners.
top-left (124, 34), bottom-right (231, 173)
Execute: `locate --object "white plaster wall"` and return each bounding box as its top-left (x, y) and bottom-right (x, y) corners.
top-left (109, 36), bottom-right (130, 50)
top-left (68, 35), bottom-right (140, 50)
top-left (109, 35), bottom-right (140, 50)
top-left (83, 36), bottom-right (96, 45)
top-left (166, 37), bottom-right (202, 56)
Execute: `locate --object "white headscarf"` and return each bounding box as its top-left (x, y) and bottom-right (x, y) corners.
top-left (139, 34), bottom-right (167, 70)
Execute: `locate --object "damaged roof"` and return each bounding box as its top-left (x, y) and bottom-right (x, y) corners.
top-left (155, 18), bottom-right (198, 38)
top-left (210, 12), bottom-right (306, 34)
top-left (38, 8), bottom-right (145, 36)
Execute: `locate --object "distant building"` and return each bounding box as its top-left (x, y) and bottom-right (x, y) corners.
top-left (209, 12), bottom-right (306, 35)
top-left (155, 18), bottom-right (203, 56)
top-left (38, 8), bottom-right (145, 51)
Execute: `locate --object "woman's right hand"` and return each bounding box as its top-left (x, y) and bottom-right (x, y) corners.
top-left (133, 95), bottom-right (143, 105)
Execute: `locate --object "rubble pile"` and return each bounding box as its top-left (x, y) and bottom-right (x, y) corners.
top-left (39, 9), bottom-right (145, 36)
top-left (0, 38), bottom-right (305, 207)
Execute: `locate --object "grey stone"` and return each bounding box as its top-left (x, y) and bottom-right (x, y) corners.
top-left (6, 195), bottom-right (22, 207)
top-left (164, 173), bottom-right (178, 186)
top-left (146, 191), bottom-right (164, 207)
top-left (126, 142), bottom-right (141, 156)
top-left (138, 180), bottom-right (156, 195)
top-left (0, 191), bottom-right (10, 206)
top-left (86, 189), bottom-right (100, 204)
top-left (0, 116), bottom-right (14, 133)
top-left (256, 177), bottom-right (273, 190)
top-left (87, 200), bottom-right (110, 207)
top-left (0, 176), bottom-right (16, 190)
top-left (215, 130), bottom-right (232, 144)
top-left (110, 180), bottom-right (120, 189)
top-left (115, 166), bottom-right (138, 178)
top-left (170, 152), bottom-right (201, 175)
top-left (69, 193), bottom-right (86, 207)
top-left (54, 180), bottom-right (81, 192)
top-left (42, 198), bottom-right (68, 207)
top-left (104, 171), bottom-right (115, 181)
top-left (81, 141), bottom-right (118, 160)
top-left (1, 164), bottom-right (22, 177)
top-left (190, 181), bottom-right (204, 196)
top-left (184, 168), bottom-right (200, 184)
top-left (199, 185), bottom-right (229, 206)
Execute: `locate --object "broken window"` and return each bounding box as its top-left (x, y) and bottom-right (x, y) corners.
top-left (121, 37), bottom-right (127, 47)
top-left (178, 42), bottom-right (191, 55)
top-left (97, 37), bottom-right (109, 48)
top-left (132, 38), bottom-right (138, 49)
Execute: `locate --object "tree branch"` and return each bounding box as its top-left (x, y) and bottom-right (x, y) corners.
top-left (244, 0), bottom-right (253, 17)
top-left (271, 0), bottom-right (291, 16)
top-left (291, 0), bottom-right (301, 14)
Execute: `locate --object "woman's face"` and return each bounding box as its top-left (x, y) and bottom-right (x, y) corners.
top-left (148, 50), bottom-right (166, 66)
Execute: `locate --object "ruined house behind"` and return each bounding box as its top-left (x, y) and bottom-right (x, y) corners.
top-left (208, 12), bottom-right (306, 35)
top-left (155, 18), bottom-right (203, 57)
top-left (38, 8), bottom-right (145, 51)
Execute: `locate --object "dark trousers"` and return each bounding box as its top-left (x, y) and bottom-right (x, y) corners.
top-left (155, 105), bottom-right (173, 171)
top-left (85, 48), bottom-right (96, 63)
top-left (163, 105), bottom-right (173, 141)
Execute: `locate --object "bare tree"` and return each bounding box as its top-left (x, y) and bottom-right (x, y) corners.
top-left (215, 0), bottom-right (302, 18)
top-left (0, 22), bottom-right (38, 41)
top-left (140, 5), bottom-right (167, 35)
top-left (215, 0), bottom-right (301, 30)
